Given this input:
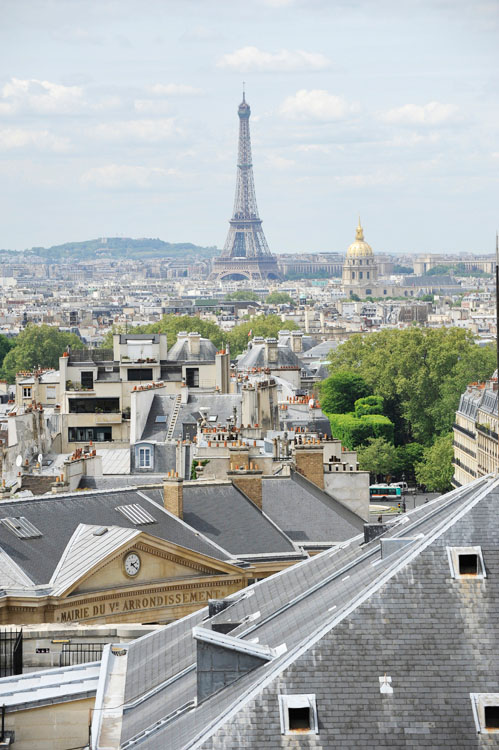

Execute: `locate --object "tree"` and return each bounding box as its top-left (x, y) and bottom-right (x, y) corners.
top-left (395, 442), bottom-right (425, 480)
top-left (101, 316), bottom-right (226, 351)
top-left (328, 412), bottom-right (394, 449)
top-left (320, 372), bottom-right (371, 414)
top-left (1, 325), bottom-right (83, 381)
top-left (354, 395), bottom-right (384, 417)
top-left (415, 433), bottom-right (454, 492)
top-left (0, 334), bottom-right (14, 371)
top-left (265, 291), bottom-right (293, 305)
top-left (328, 328), bottom-right (495, 445)
top-left (227, 316), bottom-right (298, 357)
top-left (225, 290), bottom-right (260, 302)
top-left (357, 437), bottom-right (399, 482)
top-left (393, 264), bottom-right (413, 274)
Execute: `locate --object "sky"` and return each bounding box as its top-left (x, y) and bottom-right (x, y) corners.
top-left (0, 0), bottom-right (498, 255)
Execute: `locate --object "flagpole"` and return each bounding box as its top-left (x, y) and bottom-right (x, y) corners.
top-left (496, 232), bottom-right (499, 473)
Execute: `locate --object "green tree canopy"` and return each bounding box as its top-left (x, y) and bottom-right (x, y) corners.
top-left (415, 433), bottom-right (454, 492)
top-left (328, 328), bottom-right (495, 445)
top-left (354, 395), bottom-right (384, 417)
top-left (357, 437), bottom-right (399, 482)
top-left (225, 290), bottom-right (260, 302)
top-left (320, 372), bottom-right (371, 414)
top-left (227, 316), bottom-right (298, 357)
top-left (395, 442), bottom-right (425, 479)
top-left (393, 264), bottom-right (413, 274)
top-left (1, 325), bottom-right (83, 381)
top-left (327, 412), bottom-right (394, 449)
top-left (0, 335), bottom-right (14, 371)
top-left (265, 291), bottom-right (293, 305)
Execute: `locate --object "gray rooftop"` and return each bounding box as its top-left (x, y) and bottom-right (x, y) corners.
top-left (96, 474), bottom-right (499, 749)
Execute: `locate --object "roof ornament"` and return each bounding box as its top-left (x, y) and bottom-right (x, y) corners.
top-left (355, 216), bottom-right (364, 242)
top-left (379, 674), bottom-right (393, 695)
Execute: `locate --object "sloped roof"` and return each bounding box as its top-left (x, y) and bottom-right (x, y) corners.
top-left (238, 343), bottom-right (312, 374)
top-left (262, 472), bottom-right (364, 543)
top-left (0, 661), bottom-right (100, 711)
top-left (105, 474), bottom-right (499, 749)
top-left (168, 337), bottom-right (216, 362)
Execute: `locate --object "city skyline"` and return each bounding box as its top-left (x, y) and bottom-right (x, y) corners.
top-left (1, 0), bottom-right (498, 254)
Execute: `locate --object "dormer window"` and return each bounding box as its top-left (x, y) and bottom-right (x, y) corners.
top-left (470, 694), bottom-right (499, 732)
top-left (447, 546), bottom-right (486, 579)
top-left (279, 695), bottom-right (318, 735)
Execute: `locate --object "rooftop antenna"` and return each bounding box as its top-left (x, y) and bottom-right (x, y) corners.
top-left (242, 81), bottom-right (245, 102)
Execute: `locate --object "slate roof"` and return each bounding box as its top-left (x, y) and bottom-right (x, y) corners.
top-left (145, 483), bottom-right (299, 557)
top-left (237, 343), bottom-right (312, 374)
top-left (140, 393), bottom-right (242, 442)
top-left (0, 661), bottom-right (100, 711)
top-left (167, 337), bottom-right (216, 362)
top-left (0, 488), bottom-right (232, 587)
top-left (95, 474), bottom-right (499, 749)
top-left (262, 472), bottom-right (364, 543)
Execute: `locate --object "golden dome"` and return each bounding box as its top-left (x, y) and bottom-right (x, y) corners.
top-left (346, 219), bottom-right (373, 258)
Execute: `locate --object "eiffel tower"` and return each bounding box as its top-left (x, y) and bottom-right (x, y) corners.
top-left (210, 92), bottom-right (281, 282)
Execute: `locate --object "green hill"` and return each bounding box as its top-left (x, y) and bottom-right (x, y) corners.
top-left (19, 237), bottom-right (220, 261)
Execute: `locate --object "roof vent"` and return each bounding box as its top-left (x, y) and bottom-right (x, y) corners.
top-left (93, 527), bottom-right (109, 537)
top-left (363, 523), bottom-right (388, 544)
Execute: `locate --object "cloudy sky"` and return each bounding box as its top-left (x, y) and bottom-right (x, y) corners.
top-left (1, 0), bottom-right (498, 254)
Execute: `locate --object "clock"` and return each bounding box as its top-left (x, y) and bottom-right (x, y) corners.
top-left (124, 552), bottom-right (141, 577)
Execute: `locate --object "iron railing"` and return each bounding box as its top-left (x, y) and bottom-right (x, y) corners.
top-left (0, 629), bottom-right (22, 677)
top-left (59, 642), bottom-right (104, 667)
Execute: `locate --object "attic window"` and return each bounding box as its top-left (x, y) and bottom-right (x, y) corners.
top-left (208, 415), bottom-right (217, 422)
top-left (115, 504), bottom-right (156, 525)
top-left (279, 695), bottom-right (318, 735)
top-left (155, 416), bottom-right (167, 423)
top-left (448, 546), bottom-right (485, 579)
top-left (470, 694), bottom-right (499, 733)
top-left (0, 516), bottom-right (42, 539)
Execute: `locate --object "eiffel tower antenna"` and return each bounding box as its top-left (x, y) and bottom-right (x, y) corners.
top-left (210, 93), bottom-right (281, 282)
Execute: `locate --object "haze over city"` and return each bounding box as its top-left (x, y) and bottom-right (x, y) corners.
top-left (1, 0), bottom-right (498, 254)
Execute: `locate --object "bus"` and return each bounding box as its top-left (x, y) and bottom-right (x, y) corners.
top-left (369, 484), bottom-right (402, 502)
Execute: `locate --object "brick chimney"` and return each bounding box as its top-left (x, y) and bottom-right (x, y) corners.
top-left (294, 442), bottom-right (324, 489)
top-left (163, 472), bottom-right (183, 517)
top-left (228, 463), bottom-right (263, 509)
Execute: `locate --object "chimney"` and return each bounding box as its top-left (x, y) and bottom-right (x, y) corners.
top-left (294, 442), bottom-right (324, 489)
top-left (163, 473), bottom-right (183, 517)
top-left (290, 331), bottom-right (303, 353)
top-left (188, 332), bottom-right (201, 357)
top-left (228, 458), bottom-right (263, 510)
top-left (264, 337), bottom-right (278, 364)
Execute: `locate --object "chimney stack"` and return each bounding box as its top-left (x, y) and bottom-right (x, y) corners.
top-left (163, 472), bottom-right (183, 517)
top-left (293, 442), bottom-right (324, 489)
top-left (188, 332), bottom-right (201, 357)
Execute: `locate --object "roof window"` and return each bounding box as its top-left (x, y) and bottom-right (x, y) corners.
top-left (115, 504), bottom-right (156, 525)
top-left (279, 694), bottom-right (318, 735)
top-left (0, 516), bottom-right (42, 539)
top-left (447, 546), bottom-right (486, 579)
top-left (470, 694), bottom-right (499, 732)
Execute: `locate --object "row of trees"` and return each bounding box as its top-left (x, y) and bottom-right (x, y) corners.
top-left (101, 314), bottom-right (298, 358)
top-left (321, 328), bottom-right (495, 491)
top-left (0, 326), bottom-right (83, 382)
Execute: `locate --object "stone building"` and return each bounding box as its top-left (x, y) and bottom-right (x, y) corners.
top-left (453, 375), bottom-right (497, 487)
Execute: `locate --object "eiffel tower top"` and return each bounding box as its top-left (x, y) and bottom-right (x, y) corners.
top-left (238, 88), bottom-right (250, 118)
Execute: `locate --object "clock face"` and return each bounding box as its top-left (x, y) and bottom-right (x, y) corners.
top-left (124, 552), bottom-right (141, 577)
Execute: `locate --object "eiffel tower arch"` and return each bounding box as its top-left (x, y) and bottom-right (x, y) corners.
top-left (210, 93), bottom-right (281, 282)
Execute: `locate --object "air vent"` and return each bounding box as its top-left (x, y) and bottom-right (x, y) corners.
top-left (1, 516), bottom-right (42, 539)
top-left (115, 504), bottom-right (156, 525)
top-left (93, 527), bottom-right (109, 537)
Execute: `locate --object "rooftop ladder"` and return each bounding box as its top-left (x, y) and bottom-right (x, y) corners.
top-left (166, 394), bottom-right (182, 441)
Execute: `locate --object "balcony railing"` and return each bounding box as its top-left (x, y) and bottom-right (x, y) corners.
top-left (452, 440), bottom-right (476, 459)
top-left (453, 422), bottom-right (475, 440)
top-left (476, 424), bottom-right (499, 441)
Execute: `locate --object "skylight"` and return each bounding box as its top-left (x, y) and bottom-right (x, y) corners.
top-left (115, 504), bottom-right (156, 525)
top-left (1, 517), bottom-right (42, 539)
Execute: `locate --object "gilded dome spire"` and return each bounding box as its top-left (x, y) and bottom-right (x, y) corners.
top-left (346, 217), bottom-right (373, 258)
top-left (356, 217), bottom-right (364, 241)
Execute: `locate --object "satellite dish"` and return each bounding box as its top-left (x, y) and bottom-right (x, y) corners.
top-left (38, 454), bottom-right (43, 464)
top-left (16, 455), bottom-right (23, 467)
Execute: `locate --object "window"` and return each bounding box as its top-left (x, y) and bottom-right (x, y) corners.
top-left (127, 368), bottom-right (153, 381)
top-left (359, 272), bottom-right (363, 279)
top-left (138, 446), bottom-right (152, 468)
top-left (23, 387), bottom-right (31, 398)
top-left (447, 546), bottom-right (486, 579)
top-left (68, 426), bottom-right (112, 442)
top-left (367, 271), bottom-right (370, 279)
top-left (81, 371), bottom-right (94, 389)
top-left (46, 385), bottom-right (56, 400)
top-left (352, 272), bottom-right (355, 279)
top-left (68, 397), bottom-right (119, 414)
top-left (185, 368), bottom-right (199, 387)
top-left (279, 695), bottom-right (318, 735)
top-left (470, 694), bottom-right (499, 733)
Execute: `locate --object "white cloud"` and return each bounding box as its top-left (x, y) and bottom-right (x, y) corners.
top-left (279, 89), bottom-right (357, 121)
top-left (381, 101), bottom-right (458, 126)
top-left (266, 154), bottom-right (295, 169)
top-left (81, 164), bottom-right (178, 189)
top-left (147, 83), bottom-right (202, 96)
top-left (0, 127), bottom-right (70, 152)
top-left (217, 46), bottom-right (330, 72)
top-left (0, 78), bottom-right (83, 115)
top-left (91, 118), bottom-right (180, 142)
top-left (133, 99), bottom-right (171, 114)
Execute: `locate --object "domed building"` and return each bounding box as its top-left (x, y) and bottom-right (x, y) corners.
top-left (341, 219), bottom-right (379, 294)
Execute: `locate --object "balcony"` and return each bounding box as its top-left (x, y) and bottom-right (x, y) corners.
top-left (453, 422), bottom-right (475, 440)
top-left (476, 423), bottom-right (498, 441)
